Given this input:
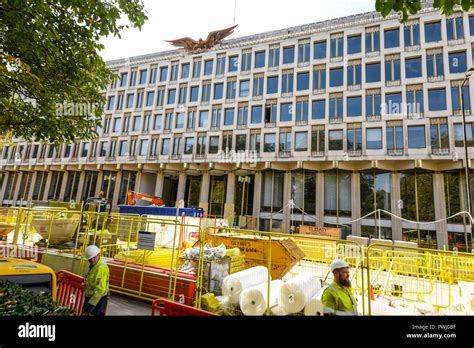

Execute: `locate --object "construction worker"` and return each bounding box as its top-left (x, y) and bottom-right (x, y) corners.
top-left (321, 259), bottom-right (358, 316)
top-left (82, 245), bottom-right (110, 316)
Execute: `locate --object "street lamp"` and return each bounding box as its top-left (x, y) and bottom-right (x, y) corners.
top-left (461, 67), bottom-right (474, 252)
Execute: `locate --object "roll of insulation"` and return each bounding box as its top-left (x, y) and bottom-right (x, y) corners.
top-left (278, 273), bottom-right (321, 314)
top-left (304, 288), bottom-right (325, 316)
top-left (239, 280), bottom-right (284, 316)
top-left (222, 266), bottom-right (269, 304)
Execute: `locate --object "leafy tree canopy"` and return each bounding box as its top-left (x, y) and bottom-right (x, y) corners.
top-left (376, 0), bottom-right (474, 22)
top-left (0, 0), bottom-right (148, 145)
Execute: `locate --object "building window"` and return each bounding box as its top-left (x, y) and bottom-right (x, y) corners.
top-left (209, 136), bottom-right (219, 154)
top-left (250, 132), bottom-right (261, 153)
top-left (298, 39), bottom-right (310, 63)
top-left (211, 108), bottom-right (221, 129)
top-left (400, 170), bottom-right (435, 222)
top-left (196, 135), bottom-right (206, 156)
top-left (347, 125), bottom-right (362, 151)
top-left (264, 133), bottom-right (276, 152)
top-left (408, 125), bottom-right (426, 148)
top-left (153, 114), bottom-right (162, 130)
top-left (312, 99), bottom-right (325, 120)
top-left (156, 88), bottom-right (165, 106)
top-left (279, 129), bottom-right (291, 154)
top-left (239, 80), bottom-right (250, 97)
top-left (311, 126), bottom-right (325, 153)
top-left (187, 110), bottom-right (196, 130)
top-left (255, 50), bottom-right (265, 68)
top-left (146, 91), bottom-right (155, 107)
top-left (296, 98), bottom-right (308, 123)
top-left (347, 61), bottom-right (361, 86)
top-left (451, 81), bottom-right (471, 113)
top-left (365, 62), bottom-right (381, 83)
top-left (294, 132), bottom-right (308, 151)
top-left (161, 138), bottom-right (170, 155)
top-left (119, 140), bottom-right (127, 156)
top-left (164, 112), bottom-right (173, 130)
top-left (172, 137), bottom-right (182, 156)
top-left (173, 112), bottom-right (183, 129)
top-left (313, 40), bottom-right (326, 59)
top-left (129, 71), bottom-right (137, 86)
top-left (192, 60), bottom-right (202, 78)
top-left (115, 94), bottom-right (124, 110)
top-left (283, 46), bottom-right (295, 64)
top-left (425, 21), bottom-right (442, 42)
top-left (330, 33), bottom-right (343, 58)
top-left (297, 72), bottom-right (309, 91)
top-left (454, 122), bottom-right (474, 147)
top-left (347, 34), bottom-right (361, 54)
top-left (228, 55), bottom-right (238, 72)
top-left (347, 96), bottom-right (362, 117)
top-left (167, 89), bottom-right (176, 105)
top-left (264, 102), bottom-right (277, 124)
top-left (269, 45), bottom-right (280, 67)
top-left (385, 55), bottom-right (401, 83)
top-left (447, 15), bottom-right (464, 41)
top-left (241, 50), bottom-right (252, 71)
top-left (190, 86), bottom-right (199, 102)
top-left (329, 67), bottom-right (343, 87)
top-left (107, 96), bottom-right (115, 111)
top-left (214, 83), bottom-right (224, 100)
top-left (360, 170), bottom-right (391, 218)
top-left (149, 67), bottom-right (157, 84)
top-left (448, 51), bottom-right (467, 74)
top-left (405, 56), bottom-right (422, 78)
top-left (139, 69), bottom-right (147, 84)
top-left (384, 28), bottom-right (399, 48)
top-left (226, 78), bottom-right (237, 99)
top-left (222, 132), bottom-right (233, 153)
top-left (216, 55), bottom-right (225, 75)
top-left (329, 130), bottom-right (343, 150)
top-left (313, 65), bottom-right (326, 90)
top-left (251, 105), bottom-right (262, 124)
top-left (132, 115), bottom-right (141, 131)
top-left (135, 90), bottom-right (144, 109)
top-left (366, 127), bottom-right (382, 149)
top-left (428, 88), bottom-right (447, 111)
top-left (201, 81), bottom-right (211, 102)
top-left (126, 93), bottom-right (134, 109)
top-left (386, 123), bottom-right (403, 151)
top-left (224, 108), bottom-right (234, 126)
top-left (237, 105), bottom-right (248, 127)
top-left (160, 66), bottom-right (168, 82)
top-left (184, 137), bottom-right (194, 155)
top-left (197, 110), bottom-right (207, 128)
top-left (430, 118), bottom-right (449, 151)
top-left (139, 139), bottom-right (149, 156)
top-left (406, 87), bottom-right (424, 114)
top-left (329, 94), bottom-right (343, 121)
top-left (267, 76), bottom-right (279, 94)
top-left (261, 170), bottom-right (284, 212)
top-left (404, 22), bottom-right (420, 47)
top-left (324, 170), bottom-right (351, 216)
top-left (253, 74), bottom-right (264, 97)
top-left (178, 85), bottom-right (187, 104)
top-left (280, 103), bottom-right (293, 122)
top-left (181, 63), bottom-right (190, 79)
top-left (365, 28), bottom-right (380, 53)
top-left (235, 134), bottom-right (246, 152)
top-left (204, 59), bottom-right (213, 75)
top-left (384, 92), bottom-right (402, 115)
top-left (120, 72), bottom-right (128, 87)
top-left (170, 62), bottom-right (179, 81)
top-left (281, 70), bottom-right (294, 94)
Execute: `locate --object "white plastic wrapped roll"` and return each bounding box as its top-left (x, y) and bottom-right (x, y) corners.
top-left (304, 288), bottom-right (325, 316)
top-left (222, 266), bottom-right (269, 304)
top-left (278, 273), bottom-right (321, 314)
top-left (240, 280), bottom-right (284, 316)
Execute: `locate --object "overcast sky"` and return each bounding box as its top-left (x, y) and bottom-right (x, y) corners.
top-left (99, 0), bottom-right (376, 62)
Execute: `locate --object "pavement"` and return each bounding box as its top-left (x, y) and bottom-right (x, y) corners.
top-left (107, 294), bottom-right (152, 316)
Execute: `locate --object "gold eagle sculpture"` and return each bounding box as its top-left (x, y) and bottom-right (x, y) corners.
top-left (166, 25), bottom-right (238, 53)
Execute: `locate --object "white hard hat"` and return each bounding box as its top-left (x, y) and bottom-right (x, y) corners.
top-left (330, 259), bottom-right (349, 272)
top-left (84, 245), bottom-right (101, 260)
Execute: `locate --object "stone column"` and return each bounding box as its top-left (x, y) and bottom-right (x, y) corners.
top-left (112, 171), bottom-right (122, 206)
top-left (58, 171), bottom-right (69, 201)
top-left (224, 172), bottom-right (236, 218)
top-left (176, 171), bottom-right (187, 205)
top-left (316, 172), bottom-right (325, 227)
top-left (433, 172), bottom-right (449, 250)
top-left (282, 171), bottom-right (292, 233)
top-left (42, 171), bottom-right (53, 201)
top-left (155, 171), bottom-right (165, 197)
top-left (199, 172), bottom-right (210, 214)
top-left (12, 172), bottom-right (23, 205)
top-left (351, 171), bottom-right (361, 236)
top-left (27, 172), bottom-right (37, 202)
top-left (75, 171), bottom-right (86, 202)
top-left (390, 172), bottom-right (403, 242)
top-left (95, 171), bottom-right (104, 197)
top-left (252, 171), bottom-right (262, 230)
top-left (0, 171), bottom-right (10, 203)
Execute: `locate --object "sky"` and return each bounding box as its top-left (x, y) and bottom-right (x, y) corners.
top-left (99, 0), bottom-right (376, 62)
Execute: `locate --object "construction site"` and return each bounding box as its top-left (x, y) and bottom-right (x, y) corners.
top-left (0, 194), bottom-right (473, 317)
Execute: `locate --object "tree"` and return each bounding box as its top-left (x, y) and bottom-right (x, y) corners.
top-left (375, 0), bottom-right (474, 22)
top-left (0, 0), bottom-right (148, 144)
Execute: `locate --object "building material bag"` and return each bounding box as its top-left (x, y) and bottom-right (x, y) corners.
top-left (304, 288), bottom-right (325, 316)
top-left (239, 280), bottom-right (284, 316)
top-left (222, 266), bottom-right (269, 304)
top-left (278, 272), bottom-right (321, 314)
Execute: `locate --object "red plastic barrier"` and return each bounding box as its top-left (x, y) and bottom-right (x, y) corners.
top-left (56, 270), bottom-right (86, 316)
top-left (151, 298), bottom-right (217, 316)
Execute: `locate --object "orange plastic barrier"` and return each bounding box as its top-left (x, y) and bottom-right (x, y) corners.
top-left (151, 298), bottom-right (217, 316)
top-left (56, 270), bottom-right (86, 315)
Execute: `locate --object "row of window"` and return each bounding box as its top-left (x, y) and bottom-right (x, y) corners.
top-left (111, 15), bottom-right (474, 89)
top-left (6, 121), bottom-right (474, 162)
top-left (106, 49), bottom-right (472, 112)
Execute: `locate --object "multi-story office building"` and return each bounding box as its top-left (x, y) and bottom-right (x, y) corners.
top-left (1, 2), bottom-right (474, 251)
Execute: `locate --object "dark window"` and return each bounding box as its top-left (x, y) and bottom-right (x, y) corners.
top-left (329, 130), bottom-right (343, 151)
top-left (329, 67), bottom-right (344, 87)
top-left (347, 96), bottom-right (362, 117)
top-left (283, 46), bottom-right (295, 64)
top-left (448, 51), bottom-right (467, 74)
top-left (408, 126), bottom-right (426, 148)
top-left (384, 28), bottom-right (399, 48)
top-left (297, 72), bottom-right (309, 91)
top-left (425, 21), bottom-right (442, 42)
top-left (267, 76), bottom-right (279, 94)
top-left (366, 128), bottom-right (382, 149)
top-left (347, 34), bottom-right (361, 54)
top-left (312, 99), bottom-right (325, 119)
top-left (405, 57), bottom-right (422, 78)
top-left (365, 62), bottom-right (381, 83)
top-left (255, 51), bottom-right (266, 68)
top-left (428, 88), bottom-right (447, 111)
top-left (313, 40), bottom-right (326, 59)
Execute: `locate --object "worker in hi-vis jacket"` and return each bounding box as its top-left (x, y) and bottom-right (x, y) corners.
top-left (82, 245), bottom-right (110, 316)
top-left (321, 259), bottom-right (358, 316)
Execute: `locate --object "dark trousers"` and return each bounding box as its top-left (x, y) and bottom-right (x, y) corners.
top-left (83, 295), bottom-right (108, 316)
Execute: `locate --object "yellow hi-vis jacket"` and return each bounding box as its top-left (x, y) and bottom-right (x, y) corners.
top-left (321, 282), bottom-right (358, 316)
top-left (85, 258), bottom-right (110, 307)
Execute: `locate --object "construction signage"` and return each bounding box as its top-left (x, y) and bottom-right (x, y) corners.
top-left (298, 225), bottom-right (341, 239)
